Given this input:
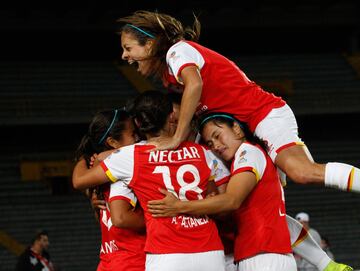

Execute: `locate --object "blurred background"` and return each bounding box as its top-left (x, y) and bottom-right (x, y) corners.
top-left (0, 0), bottom-right (359, 270)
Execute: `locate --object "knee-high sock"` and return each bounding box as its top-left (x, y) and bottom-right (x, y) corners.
top-left (325, 162), bottom-right (360, 192)
top-left (287, 215), bottom-right (331, 271)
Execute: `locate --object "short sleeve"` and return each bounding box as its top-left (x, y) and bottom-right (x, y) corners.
top-left (101, 145), bottom-right (135, 185)
top-left (166, 41), bottom-right (205, 84)
top-left (203, 147), bottom-right (231, 186)
top-left (231, 143), bottom-right (267, 182)
top-left (109, 181), bottom-right (137, 208)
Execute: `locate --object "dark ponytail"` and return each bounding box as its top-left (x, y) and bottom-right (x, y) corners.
top-left (129, 90), bottom-right (173, 136)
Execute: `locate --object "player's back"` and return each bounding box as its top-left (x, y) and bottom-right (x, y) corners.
top-left (130, 141), bottom-right (224, 254)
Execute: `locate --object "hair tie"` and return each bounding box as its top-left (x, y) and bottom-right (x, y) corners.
top-left (98, 110), bottom-right (118, 144)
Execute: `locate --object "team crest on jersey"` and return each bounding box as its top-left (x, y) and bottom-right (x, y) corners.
top-left (169, 51), bottom-right (180, 62)
top-left (213, 159), bottom-right (224, 177)
top-left (237, 150), bottom-right (247, 164)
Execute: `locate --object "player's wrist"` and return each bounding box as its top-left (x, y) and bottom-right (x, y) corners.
top-left (177, 200), bottom-right (190, 213)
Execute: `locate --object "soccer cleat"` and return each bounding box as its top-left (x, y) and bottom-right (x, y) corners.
top-left (323, 260), bottom-right (353, 271)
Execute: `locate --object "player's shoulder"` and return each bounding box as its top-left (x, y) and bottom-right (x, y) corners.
top-left (167, 41), bottom-right (198, 56)
top-left (232, 142), bottom-right (267, 167)
top-left (235, 142), bottom-right (265, 159)
top-left (169, 40), bottom-right (189, 50)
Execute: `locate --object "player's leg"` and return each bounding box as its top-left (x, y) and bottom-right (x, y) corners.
top-left (287, 215), bottom-right (353, 271)
top-left (275, 144), bottom-right (360, 192)
top-left (255, 104), bottom-right (360, 192)
top-left (287, 215), bottom-right (332, 270)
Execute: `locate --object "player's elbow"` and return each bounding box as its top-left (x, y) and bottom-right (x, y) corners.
top-left (72, 176), bottom-right (86, 190)
top-left (111, 213), bottom-right (128, 228)
top-left (226, 196), bottom-right (241, 211)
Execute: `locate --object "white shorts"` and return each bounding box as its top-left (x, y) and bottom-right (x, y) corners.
top-left (145, 250), bottom-right (225, 271)
top-left (254, 104), bottom-right (304, 162)
top-left (225, 254), bottom-right (237, 271)
top-left (237, 253), bottom-right (297, 271)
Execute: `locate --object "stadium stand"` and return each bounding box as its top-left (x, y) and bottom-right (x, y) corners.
top-left (0, 61), bottom-right (138, 125)
top-left (232, 53), bottom-right (360, 115)
top-left (0, 153), bottom-right (101, 271)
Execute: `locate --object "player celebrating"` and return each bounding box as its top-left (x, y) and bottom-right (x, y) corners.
top-left (117, 10), bottom-right (360, 193)
top-left (148, 112), bottom-right (353, 271)
top-left (72, 91), bottom-right (229, 271)
top-left (74, 109), bottom-right (146, 271)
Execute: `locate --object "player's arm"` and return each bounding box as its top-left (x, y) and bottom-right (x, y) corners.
top-left (174, 65), bottom-right (203, 144)
top-left (206, 179), bottom-right (219, 197)
top-left (72, 159), bottom-right (109, 190)
top-left (150, 65), bottom-right (202, 150)
top-left (109, 201), bottom-right (145, 231)
top-left (148, 171), bottom-right (257, 217)
top-left (217, 183), bottom-right (227, 194)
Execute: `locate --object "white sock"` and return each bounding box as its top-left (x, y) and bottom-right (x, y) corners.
top-left (325, 162), bottom-right (360, 192)
top-left (286, 215), bottom-right (331, 271)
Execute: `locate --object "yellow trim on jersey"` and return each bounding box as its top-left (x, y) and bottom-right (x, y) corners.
top-left (208, 175), bottom-right (215, 182)
top-left (130, 200), bottom-right (136, 208)
top-left (348, 167), bottom-right (355, 191)
top-left (105, 170), bottom-right (117, 183)
top-left (252, 168), bottom-right (260, 182)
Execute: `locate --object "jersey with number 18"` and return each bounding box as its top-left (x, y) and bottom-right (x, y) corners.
top-left (101, 141), bottom-right (227, 254)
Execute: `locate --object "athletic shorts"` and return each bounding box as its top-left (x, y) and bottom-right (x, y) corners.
top-left (145, 250), bottom-right (225, 271)
top-left (237, 253), bottom-right (297, 271)
top-left (225, 253), bottom-right (237, 271)
top-left (254, 104), bottom-right (305, 162)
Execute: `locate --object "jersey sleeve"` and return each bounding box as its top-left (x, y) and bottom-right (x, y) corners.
top-left (100, 145), bottom-right (135, 185)
top-left (166, 41), bottom-right (205, 84)
top-left (109, 181), bottom-right (137, 208)
top-left (203, 147), bottom-right (231, 186)
top-left (231, 143), bottom-right (267, 182)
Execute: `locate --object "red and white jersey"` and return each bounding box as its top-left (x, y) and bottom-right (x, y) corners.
top-left (101, 141), bottom-right (228, 254)
top-left (98, 183), bottom-right (146, 270)
top-left (202, 145), bottom-right (230, 187)
top-left (164, 41), bottom-right (286, 132)
top-left (230, 142), bottom-right (292, 261)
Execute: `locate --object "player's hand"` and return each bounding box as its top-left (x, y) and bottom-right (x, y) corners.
top-left (147, 135), bottom-right (181, 151)
top-left (206, 192), bottom-right (217, 198)
top-left (96, 149), bottom-right (115, 163)
top-left (147, 188), bottom-right (181, 217)
top-left (89, 154), bottom-right (98, 168)
top-left (91, 190), bottom-right (106, 210)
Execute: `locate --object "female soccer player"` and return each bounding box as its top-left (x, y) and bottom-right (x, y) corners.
top-left (72, 91), bottom-right (230, 271)
top-left (117, 10), bottom-right (359, 193)
top-left (74, 109), bottom-right (146, 271)
top-left (148, 112), bottom-right (353, 271)
top-left (148, 112), bottom-right (296, 271)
